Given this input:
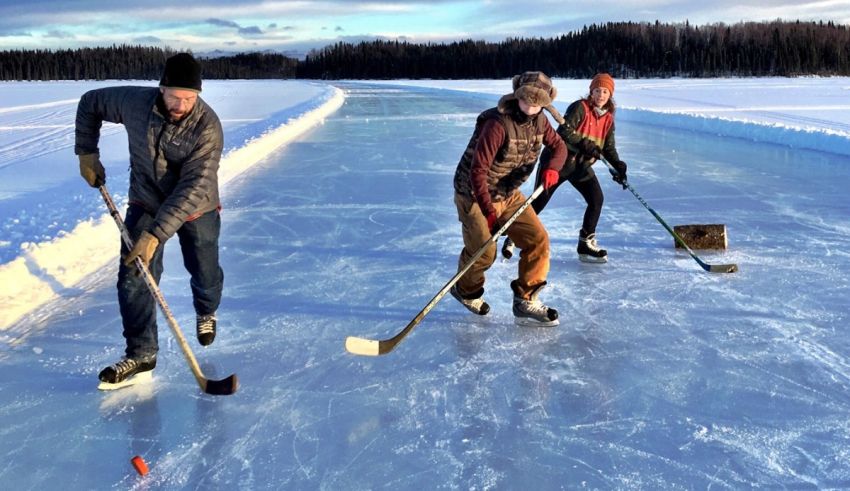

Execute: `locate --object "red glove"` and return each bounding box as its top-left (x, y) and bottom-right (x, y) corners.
top-left (486, 212), bottom-right (500, 234)
top-left (542, 169), bottom-right (560, 190)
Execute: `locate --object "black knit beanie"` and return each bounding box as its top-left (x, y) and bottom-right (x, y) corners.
top-left (159, 53), bottom-right (202, 92)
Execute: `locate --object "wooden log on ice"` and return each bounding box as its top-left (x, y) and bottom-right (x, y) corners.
top-left (672, 224), bottom-right (728, 249)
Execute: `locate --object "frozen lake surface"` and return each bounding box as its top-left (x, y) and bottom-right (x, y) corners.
top-left (1, 81), bottom-right (849, 488)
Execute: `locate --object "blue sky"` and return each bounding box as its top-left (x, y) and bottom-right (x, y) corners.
top-left (1, 0), bottom-right (848, 58)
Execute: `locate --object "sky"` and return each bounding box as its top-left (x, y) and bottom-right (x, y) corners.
top-left (1, 0), bottom-right (849, 58)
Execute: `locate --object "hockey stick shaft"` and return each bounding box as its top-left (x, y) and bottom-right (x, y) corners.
top-left (601, 160), bottom-right (737, 274)
top-left (99, 185), bottom-right (238, 395)
top-left (345, 185), bottom-right (546, 356)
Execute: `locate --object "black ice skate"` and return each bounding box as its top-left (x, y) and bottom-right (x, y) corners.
top-left (97, 355), bottom-right (156, 390)
top-left (577, 230), bottom-right (608, 263)
top-left (501, 237), bottom-right (516, 259)
top-left (196, 313), bottom-right (217, 346)
top-left (450, 285), bottom-right (491, 315)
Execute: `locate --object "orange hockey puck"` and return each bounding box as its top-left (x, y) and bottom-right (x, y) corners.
top-left (131, 455), bottom-right (149, 476)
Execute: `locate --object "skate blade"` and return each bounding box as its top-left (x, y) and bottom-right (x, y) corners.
top-left (578, 254), bottom-right (608, 263)
top-left (514, 317), bottom-right (559, 328)
top-left (97, 371), bottom-right (153, 391)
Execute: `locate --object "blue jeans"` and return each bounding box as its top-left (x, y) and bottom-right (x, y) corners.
top-left (118, 205), bottom-right (224, 359)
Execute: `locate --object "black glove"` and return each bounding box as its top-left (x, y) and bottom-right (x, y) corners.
top-left (611, 160), bottom-right (628, 189)
top-left (577, 138), bottom-right (601, 160)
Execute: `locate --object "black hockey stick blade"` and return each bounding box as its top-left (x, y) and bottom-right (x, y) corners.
top-left (99, 185), bottom-right (241, 394)
top-left (203, 373), bottom-right (239, 395)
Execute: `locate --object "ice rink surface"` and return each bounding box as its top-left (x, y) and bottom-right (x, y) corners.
top-left (1, 82), bottom-right (849, 489)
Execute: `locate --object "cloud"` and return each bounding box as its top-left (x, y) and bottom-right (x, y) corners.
top-left (238, 25), bottom-right (263, 35)
top-left (206, 17), bottom-right (263, 35)
top-left (133, 35), bottom-right (163, 44)
top-left (0, 30), bottom-right (32, 37)
top-left (207, 18), bottom-right (240, 29)
top-left (43, 29), bottom-right (74, 39)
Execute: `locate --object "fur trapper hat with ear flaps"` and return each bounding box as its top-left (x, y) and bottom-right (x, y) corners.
top-left (503, 71), bottom-right (564, 124)
top-left (513, 71), bottom-right (557, 106)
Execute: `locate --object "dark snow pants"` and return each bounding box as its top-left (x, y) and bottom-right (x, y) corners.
top-left (117, 204), bottom-right (224, 359)
top-left (532, 152), bottom-right (605, 235)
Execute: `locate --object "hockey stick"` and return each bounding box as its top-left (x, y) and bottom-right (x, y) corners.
top-left (345, 185), bottom-right (546, 356)
top-left (99, 185), bottom-right (238, 395)
top-left (601, 159), bottom-right (738, 273)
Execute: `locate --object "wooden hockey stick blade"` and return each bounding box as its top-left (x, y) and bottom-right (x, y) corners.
top-left (345, 336), bottom-right (381, 356)
top-left (693, 252), bottom-right (738, 273)
top-left (343, 185), bottom-right (546, 357)
top-left (203, 374), bottom-right (239, 395)
top-left (708, 263), bottom-right (738, 273)
top-left (600, 161), bottom-right (740, 275)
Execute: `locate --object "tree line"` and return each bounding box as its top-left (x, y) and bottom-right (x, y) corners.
top-left (301, 20), bottom-right (850, 78)
top-left (0, 45), bottom-right (300, 81)
top-left (1, 20), bottom-right (848, 81)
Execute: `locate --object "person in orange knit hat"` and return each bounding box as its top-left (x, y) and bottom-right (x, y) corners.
top-left (501, 72), bottom-right (629, 264)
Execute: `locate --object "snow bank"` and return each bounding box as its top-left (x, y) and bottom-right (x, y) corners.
top-left (616, 107), bottom-right (850, 156)
top-left (0, 86), bottom-right (345, 331)
top-left (367, 78), bottom-right (850, 157)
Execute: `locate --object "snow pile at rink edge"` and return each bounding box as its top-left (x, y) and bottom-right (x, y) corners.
top-left (0, 86), bottom-right (345, 332)
top-left (370, 79), bottom-right (850, 158)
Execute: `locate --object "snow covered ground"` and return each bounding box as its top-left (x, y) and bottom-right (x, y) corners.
top-left (1, 77), bottom-right (849, 488)
top-left (0, 80), bottom-right (344, 329)
top-left (374, 77), bottom-right (850, 156)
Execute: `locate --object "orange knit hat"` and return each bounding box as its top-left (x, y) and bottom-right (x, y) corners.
top-left (590, 73), bottom-right (615, 95)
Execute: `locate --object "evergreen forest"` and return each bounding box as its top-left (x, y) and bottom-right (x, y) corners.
top-left (1, 20), bottom-right (847, 81)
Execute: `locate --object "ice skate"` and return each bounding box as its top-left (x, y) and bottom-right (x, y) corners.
top-left (196, 312), bottom-right (217, 346)
top-left (512, 281), bottom-right (559, 327)
top-left (577, 229), bottom-right (608, 263)
top-left (501, 237), bottom-right (516, 259)
top-left (450, 285), bottom-right (491, 315)
top-left (97, 356), bottom-right (156, 390)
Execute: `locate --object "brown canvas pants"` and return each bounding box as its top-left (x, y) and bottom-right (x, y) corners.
top-left (454, 191), bottom-right (550, 301)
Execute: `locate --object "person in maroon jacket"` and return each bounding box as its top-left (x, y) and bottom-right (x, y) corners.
top-left (450, 72), bottom-right (567, 327)
top-left (502, 73), bottom-right (628, 263)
